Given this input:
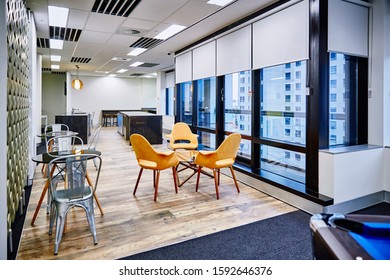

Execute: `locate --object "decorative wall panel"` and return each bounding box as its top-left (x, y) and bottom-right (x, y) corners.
top-left (6, 0), bottom-right (30, 231)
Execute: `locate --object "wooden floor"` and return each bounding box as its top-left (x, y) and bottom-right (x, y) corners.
top-left (17, 127), bottom-right (297, 260)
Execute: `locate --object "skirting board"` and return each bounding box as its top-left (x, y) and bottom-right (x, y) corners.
top-left (229, 170), bottom-right (325, 214)
top-left (325, 191), bottom-right (390, 214)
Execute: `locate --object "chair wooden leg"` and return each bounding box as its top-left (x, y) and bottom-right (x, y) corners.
top-left (154, 170), bottom-right (160, 201)
top-left (229, 166), bottom-right (240, 193)
top-left (218, 169), bottom-right (220, 185)
top-left (195, 166), bottom-right (202, 192)
top-left (133, 168), bottom-right (143, 196)
top-left (172, 167), bottom-right (178, 193)
top-left (210, 169), bottom-right (219, 199)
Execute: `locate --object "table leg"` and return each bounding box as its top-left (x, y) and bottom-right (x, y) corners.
top-left (31, 163), bottom-right (56, 225)
top-left (86, 172), bottom-right (104, 215)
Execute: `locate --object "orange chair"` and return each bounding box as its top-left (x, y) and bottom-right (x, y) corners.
top-left (166, 122), bottom-right (198, 151)
top-left (194, 133), bottom-right (241, 199)
top-left (130, 133), bottom-right (179, 201)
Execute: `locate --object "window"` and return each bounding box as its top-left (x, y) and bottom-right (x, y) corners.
top-left (225, 70), bottom-right (252, 159)
top-left (295, 83), bottom-right (301, 91)
top-left (285, 95), bottom-right (291, 102)
top-left (285, 117), bottom-right (291, 125)
top-left (295, 95), bottom-right (301, 102)
top-left (296, 71), bottom-right (301, 79)
top-left (328, 52), bottom-right (366, 147)
top-left (285, 128), bottom-right (290, 136)
top-left (177, 81), bottom-right (193, 125)
top-left (196, 77), bottom-right (216, 129)
top-left (285, 72), bottom-right (291, 80)
top-left (285, 84), bottom-right (291, 91)
top-left (165, 87), bottom-right (174, 115)
top-left (260, 145), bottom-right (305, 183)
top-left (330, 65), bottom-right (337, 75)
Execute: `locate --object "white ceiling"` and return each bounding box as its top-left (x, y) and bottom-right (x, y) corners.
top-left (26, 0), bottom-right (276, 78)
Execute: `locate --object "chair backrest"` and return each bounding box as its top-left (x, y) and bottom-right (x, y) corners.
top-left (88, 125), bottom-right (102, 150)
top-left (216, 133), bottom-right (241, 160)
top-left (45, 123), bottom-right (69, 135)
top-left (168, 122), bottom-right (198, 149)
top-left (48, 154), bottom-right (102, 200)
top-left (47, 135), bottom-right (84, 156)
top-left (130, 133), bottom-right (157, 162)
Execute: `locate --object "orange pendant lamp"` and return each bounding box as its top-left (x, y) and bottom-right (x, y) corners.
top-left (71, 65), bottom-right (84, 90)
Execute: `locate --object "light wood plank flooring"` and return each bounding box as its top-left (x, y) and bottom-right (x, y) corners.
top-left (17, 127), bottom-right (297, 260)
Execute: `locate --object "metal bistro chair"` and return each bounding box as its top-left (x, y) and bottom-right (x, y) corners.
top-left (45, 135), bottom-right (84, 213)
top-left (88, 125), bottom-right (102, 170)
top-left (48, 152), bottom-right (102, 255)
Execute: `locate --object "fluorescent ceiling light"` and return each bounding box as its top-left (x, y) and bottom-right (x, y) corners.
top-left (154, 24), bottom-right (186, 40)
top-left (50, 55), bottom-right (61, 62)
top-left (95, 70), bottom-right (109, 74)
top-left (207, 0), bottom-right (234, 6)
top-left (130, 62), bottom-right (144, 67)
top-left (51, 64), bottom-right (60, 69)
top-left (48, 6), bottom-right (69, 27)
top-left (127, 48), bottom-right (147, 56)
top-left (116, 69), bottom-right (128, 73)
top-left (50, 39), bottom-right (64, 50)
top-left (108, 74), bottom-right (117, 77)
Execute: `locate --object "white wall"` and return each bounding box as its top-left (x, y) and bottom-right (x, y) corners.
top-left (319, 147), bottom-right (384, 204)
top-left (69, 75), bottom-right (156, 125)
top-left (42, 73), bottom-right (66, 124)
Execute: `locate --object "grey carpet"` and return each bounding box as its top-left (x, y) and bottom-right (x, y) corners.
top-left (120, 210), bottom-right (313, 260)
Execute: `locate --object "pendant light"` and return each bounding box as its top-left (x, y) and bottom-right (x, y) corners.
top-left (71, 65), bottom-right (84, 90)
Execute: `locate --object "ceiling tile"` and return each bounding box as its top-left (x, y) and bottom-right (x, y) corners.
top-left (67, 9), bottom-right (90, 29)
top-left (121, 17), bottom-right (159, 31)
top-left (165, 0), bottom-right (220, 26)
top-left (84, 13), bottom-right (125, 33)
top-left (106, 34), bottom-right (139, 47)
top-left (48, 0), bottom-right (95, 11)
top-left (130, 0), bottom-right (189, 23)
top-left (78, 30), bottom-right (112, 44)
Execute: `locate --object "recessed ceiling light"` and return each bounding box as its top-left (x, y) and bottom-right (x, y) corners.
top-left (154, 24), bottom-right (186, 40)
top-left (51, 64), bottom-right (60, 69)
top-left (108, 74), bottom-right (117, 77)
top-left (207, 0), bottom-right (234, 6)
top-left (48, 6), bottom-right (69, 27)
top-left (130, 62), bottom-right (144, 67)
top-left (50, 39), bottom-right (64, 50)
top-left (127, 48), bottom-right (147, 56)
top-left (116, 69), bottom-right (128, 73)
top-left (50, 55), bottom-right (61, 62)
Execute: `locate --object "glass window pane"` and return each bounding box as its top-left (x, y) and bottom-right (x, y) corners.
top-left (260, 61), bottom-right (307, 145)
top-left (329, 52), bottom-right (359, 146)
top-left (198, 131), bottom-right (216, 150)
top-left (196, 77), bottom-right (216, 129)
top-left (261, 144), bottom-right (305, 183)
top-left (165, 87), bottom-right (174, 115)
top-left (178, 81), bottom-right (192, 125)
top-left (224, 70), bottom-right (252, 136)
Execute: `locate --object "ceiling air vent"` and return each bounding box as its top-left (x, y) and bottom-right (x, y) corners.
top-left (50, 26), bottom-right (82, 42)
top-left (130, 73), bottom-right (144, 77)
top-left (71, 57), bottom-right (92, 64)
top-left (130, 37), bottom-right (163, 49)
top-left (42, 68), bottom-right (52, 72)
top-left (92, 0), bottom-right (142, 17)
top-left (138, 62), bottom-right (159, 68)
top-left (37, 38), bottom-right (50, 48)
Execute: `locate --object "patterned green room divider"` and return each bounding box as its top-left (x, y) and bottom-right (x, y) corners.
top-left (6, 0), bottom-right (30, 250)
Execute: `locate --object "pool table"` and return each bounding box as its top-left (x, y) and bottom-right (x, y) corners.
top-left (310, 213), bottom-right (390, 260)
